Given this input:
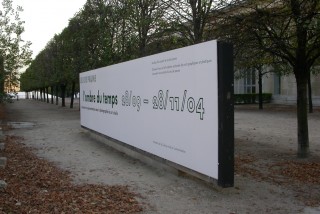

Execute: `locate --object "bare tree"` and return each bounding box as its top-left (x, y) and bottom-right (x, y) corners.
top-left (165, 0), bottom-right (225, 44)
top-left (223, 0), bottom-right (320, 157)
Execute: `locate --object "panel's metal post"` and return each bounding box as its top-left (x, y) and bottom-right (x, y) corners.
top-left (217, 41), bottom-right (234, 187)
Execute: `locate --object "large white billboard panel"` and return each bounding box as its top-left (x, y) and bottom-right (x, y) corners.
top-left (80, 40), bottom-right (219, 178)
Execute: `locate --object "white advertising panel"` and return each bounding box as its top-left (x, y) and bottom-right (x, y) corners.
top-left (80, 40), bottom-right (219, 179)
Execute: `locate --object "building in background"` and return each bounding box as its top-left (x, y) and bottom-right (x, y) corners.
top-left (234, 71), bottom-right (320, 106)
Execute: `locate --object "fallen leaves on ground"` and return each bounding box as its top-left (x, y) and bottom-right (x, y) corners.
top-left (269, 161), bottom-right (320, 185)
top-left (235, 154), bottom-right (267, 180)
top-left (235, 152), bottom-right (320, 207)
top-left (0, 135), bottom-right (143, 214)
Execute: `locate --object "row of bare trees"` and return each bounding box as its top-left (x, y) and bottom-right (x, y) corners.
top-left (20, 0), bottom-right (218, 105)
top-left (19, 0), bottom-right (320, 158)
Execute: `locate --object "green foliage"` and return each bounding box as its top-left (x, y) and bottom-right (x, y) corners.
top-left (20, 0), bottom-right (185, 93)
top-left (0, 0), bottom-right (32, 93)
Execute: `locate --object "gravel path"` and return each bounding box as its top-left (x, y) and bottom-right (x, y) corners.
top-left (4, 99), bottom-right (320, 213)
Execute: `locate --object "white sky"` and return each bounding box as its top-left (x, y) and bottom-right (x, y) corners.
top-left (14, 0), bottom-right (87, 59)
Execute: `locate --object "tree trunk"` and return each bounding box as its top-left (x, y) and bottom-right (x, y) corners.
top-left (43, 88), bottom-right (46, 102)
top-left (70, 81), bottom-right (75, 109)
top-left (258, 69), bottom-right (263, 110)
top-left (51, 86), bottom-right (54, 104)
top-left (55, 85), bottom-right (59, 105)
top-left (0, 56), bottom-right (4, 93)
top-left (43, 88), bottom-right (45, 102)
top-left (40, 88), bottom-right (43, 101)
top-left (296, 77), bottom-right (309, 158)
top-left (46, 87), bottom-right (49, 103)
top-left (308, 73), bottom-right (313, 113)
top-left (61, 83), bottom-right (66, 107)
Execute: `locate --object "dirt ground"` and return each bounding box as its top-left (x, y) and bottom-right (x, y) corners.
top-left (1, 99), bottom-right (320, 213)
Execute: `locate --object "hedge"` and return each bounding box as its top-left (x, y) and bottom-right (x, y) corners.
top-left (234, 93), bottom-right (272, 104)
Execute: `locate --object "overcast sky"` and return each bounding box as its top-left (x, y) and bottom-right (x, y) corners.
top-left (15, 0), bottom-right (87, 59)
